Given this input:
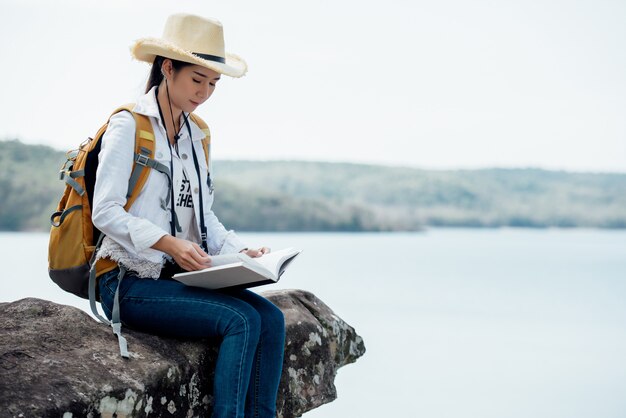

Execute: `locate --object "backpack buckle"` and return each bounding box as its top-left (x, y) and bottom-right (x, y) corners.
top-left (135, 153), bottom-right (150, 167)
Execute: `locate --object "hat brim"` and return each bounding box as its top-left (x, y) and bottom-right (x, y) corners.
top-left (130, 37), bottom-right (248, 78)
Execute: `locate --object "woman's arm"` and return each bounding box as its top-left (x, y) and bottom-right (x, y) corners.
top-left (92, 111), bottom-right (170, 259)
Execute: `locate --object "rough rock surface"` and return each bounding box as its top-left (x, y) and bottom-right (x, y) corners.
top-left (0, 289), bottom-right (365, 417)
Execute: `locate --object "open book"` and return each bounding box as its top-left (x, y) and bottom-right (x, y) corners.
top-left (172, 247), bottom-right (302, 290)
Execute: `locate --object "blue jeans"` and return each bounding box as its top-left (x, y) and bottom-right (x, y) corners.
top-left (98, 266), bottom-right (286, 418)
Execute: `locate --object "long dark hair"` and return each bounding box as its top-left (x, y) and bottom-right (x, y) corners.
top-left (145, 56), bottom-right (195, 93)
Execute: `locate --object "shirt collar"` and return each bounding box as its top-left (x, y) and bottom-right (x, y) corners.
top-left (133, 85), bottom-right (206, 142)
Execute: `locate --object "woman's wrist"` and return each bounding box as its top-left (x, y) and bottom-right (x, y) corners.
top-left (151, 234), bottom-right (176, 254)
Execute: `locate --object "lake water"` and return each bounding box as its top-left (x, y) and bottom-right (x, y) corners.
top-left (1, 229), bottom-right (625, 418)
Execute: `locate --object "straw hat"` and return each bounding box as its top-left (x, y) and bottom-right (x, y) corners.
top-left (130, 13), bottom-right (247, 78)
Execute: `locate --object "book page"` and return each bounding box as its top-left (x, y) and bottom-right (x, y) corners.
top-left (209, 253), bottom-right (247, 268)
top-left (253, 248), bottom-right (301, 279)
top-left (173, 252), bottom-right (273, 278)
top-left (277, 254), bottom-right (299, 278)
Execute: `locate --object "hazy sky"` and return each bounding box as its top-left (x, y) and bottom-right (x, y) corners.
top-left (1, 0), bottom-right (624, 172)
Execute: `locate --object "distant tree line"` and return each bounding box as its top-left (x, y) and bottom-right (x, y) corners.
top-left (1, 139), bottom-right (625, 232)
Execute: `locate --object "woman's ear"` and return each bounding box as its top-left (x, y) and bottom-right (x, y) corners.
top-left (161, 59), bottom-right (173, 79)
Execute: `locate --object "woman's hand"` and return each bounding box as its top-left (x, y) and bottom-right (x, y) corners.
top-left (240, 246), bottom-right (271, 258)
top-left (151, 235), bottom-right (211, 271)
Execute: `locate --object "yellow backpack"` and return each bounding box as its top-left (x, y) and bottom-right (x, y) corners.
top-left (48, 104), bottom-right (210, 358)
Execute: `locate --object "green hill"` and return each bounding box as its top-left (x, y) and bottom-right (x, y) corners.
top-left (1, 139), bottom-right (625, 231)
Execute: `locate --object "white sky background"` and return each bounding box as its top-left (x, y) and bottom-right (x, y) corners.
top-left (0, 0), bottom-right (624, 173)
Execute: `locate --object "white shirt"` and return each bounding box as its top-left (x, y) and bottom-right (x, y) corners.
top-left (92, 85), bottom-right (248, 270)
top-left (172, 147), bottom-right (200, 244)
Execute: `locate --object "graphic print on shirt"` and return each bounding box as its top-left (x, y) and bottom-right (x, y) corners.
top-left (177, 169), bottom-right (194, 208)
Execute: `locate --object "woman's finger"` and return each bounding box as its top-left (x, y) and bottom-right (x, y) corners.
top-left (189, 243), bottom-right (211, 267)
top-left (181, 256), bottom-right (207, 272)
top-left (192, 242), bottom-right (210, 258)
top-left (176, 245), bottom-right (210, 271)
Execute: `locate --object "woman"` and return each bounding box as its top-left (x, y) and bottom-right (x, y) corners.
top-left (92, 13), bottom-right (285, 418)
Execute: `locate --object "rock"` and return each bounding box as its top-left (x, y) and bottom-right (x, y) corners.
top-left (0, 289), bottom-right (365, 417)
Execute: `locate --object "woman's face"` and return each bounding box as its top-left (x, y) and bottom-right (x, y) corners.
top-left (165, 62), bottom-right (221, 113)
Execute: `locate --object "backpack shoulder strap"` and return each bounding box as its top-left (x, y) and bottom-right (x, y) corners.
top-left (105, 104), bottom-right (157, 210)
top-left (90, 104), bottom-right (156, 359)
top-left (189, 113), bottom-right (210, 165)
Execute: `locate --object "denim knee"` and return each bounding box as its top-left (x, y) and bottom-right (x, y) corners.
top-left (263, 304), bottom-right (286, 336)
top-left (227, 305), bottom-right (262, 342)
